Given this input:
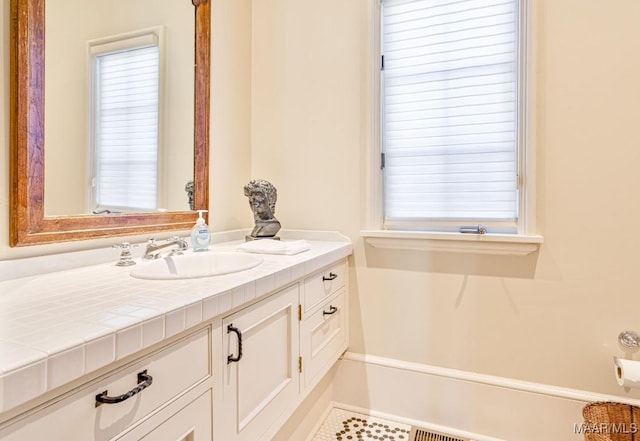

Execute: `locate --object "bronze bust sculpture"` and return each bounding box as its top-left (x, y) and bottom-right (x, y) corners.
top-left (244, 179), bottom-right (281, 240)
top-left (185, 180), bottom-right (195, 211)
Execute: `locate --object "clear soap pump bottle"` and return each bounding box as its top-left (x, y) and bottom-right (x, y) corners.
top-left (191, 210), bottom-right (210, 252)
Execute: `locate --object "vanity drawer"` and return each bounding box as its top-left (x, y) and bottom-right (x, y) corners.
top-left (114, 390), bottom-right (212, 441)
top-left (303, 259), bottom-right (347, 312)
top-left (300, 288), bottom-right (348, 390)
top-left (92, 327), bottom-right (210, 431)
top-left (0, 327), bottom-right (210, 441)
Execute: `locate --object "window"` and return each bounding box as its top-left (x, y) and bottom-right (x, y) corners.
top-left (380, 0), bottom-right (529, 235)
top-left (89, 32), bottom-right (161, 212)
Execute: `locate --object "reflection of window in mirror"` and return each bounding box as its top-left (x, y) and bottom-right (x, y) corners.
top-left (88, 29), bottom-right (163, 213)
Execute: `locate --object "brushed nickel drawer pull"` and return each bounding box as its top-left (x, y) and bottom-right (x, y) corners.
top-left (95, 370), bottom-right (153, 407)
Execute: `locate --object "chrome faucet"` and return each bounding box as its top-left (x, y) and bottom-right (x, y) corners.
top-left (143, 236), bottom-right (189, 260)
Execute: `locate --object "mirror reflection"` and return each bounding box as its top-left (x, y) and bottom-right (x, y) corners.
top-left (44, 0), bottom-right (195, 215)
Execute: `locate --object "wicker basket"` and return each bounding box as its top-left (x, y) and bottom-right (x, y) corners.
top-left (582, 402), bottom-right (640, 441)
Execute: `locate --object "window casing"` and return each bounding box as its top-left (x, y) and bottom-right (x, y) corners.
top-left (88, 32), bottom-right (161, 213)
top-left (380, 0), bottom-right (528, 235)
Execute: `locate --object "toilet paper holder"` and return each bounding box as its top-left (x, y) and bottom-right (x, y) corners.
top-left (619, 330), bottom-right (640, 349)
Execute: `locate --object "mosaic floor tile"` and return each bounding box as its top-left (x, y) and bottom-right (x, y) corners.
top-left (312, 408), bottom-right (411, 441)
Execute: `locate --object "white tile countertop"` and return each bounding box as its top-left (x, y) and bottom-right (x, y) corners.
top-left (0, 230), bottom-right (352, 415)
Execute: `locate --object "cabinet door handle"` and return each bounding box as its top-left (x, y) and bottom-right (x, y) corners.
top-left (322, 305), bottom-right (338, 316)
top-left (322, 272), bottom-right (338, 281)
top-left (227, 324), bottom-right (243, 364)
top-left (95, 370), bottom-right (153, 407)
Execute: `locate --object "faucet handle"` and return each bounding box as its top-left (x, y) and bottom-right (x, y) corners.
top-left (113, 242), bottom-right (138, 267)
top-left (113, 242), bottom-right (139, 250)
top-left (171, 236), bottom-right (189, 249)
top-left (170, 236), bottom-right (189, 254)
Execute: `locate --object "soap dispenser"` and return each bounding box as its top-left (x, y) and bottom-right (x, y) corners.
top-left (191, 210), bottom-right (210, 252)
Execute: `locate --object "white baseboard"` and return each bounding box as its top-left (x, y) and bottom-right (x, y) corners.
top-left (331, 352), bottom-right (640, 441)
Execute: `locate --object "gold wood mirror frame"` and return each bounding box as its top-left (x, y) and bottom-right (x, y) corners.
top-left (9, 0), bottom-right (210, 246)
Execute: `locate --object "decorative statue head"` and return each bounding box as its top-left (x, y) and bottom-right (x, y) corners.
top-left (243, 179), bottom-right (277, 221)
top-left (243, 179), bottom-right (281, 239)
top-left (185, 180), bottom-right (195, 211)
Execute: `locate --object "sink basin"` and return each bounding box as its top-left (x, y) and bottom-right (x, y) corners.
top-left (130, 252), bottom-right (263, 280)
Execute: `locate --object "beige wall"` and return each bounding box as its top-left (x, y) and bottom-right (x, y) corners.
top-left (0, 0), bottom-right (251, 258)
top-left (251, 0), bottom-right (640, 398)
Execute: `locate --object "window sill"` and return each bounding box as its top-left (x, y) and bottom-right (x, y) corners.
top-left (360, 230), bottom-right (543, 256)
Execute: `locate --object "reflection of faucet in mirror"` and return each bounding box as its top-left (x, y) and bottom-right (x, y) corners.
top-left (243, 179), bottom-right (281, 240)
top-left (185, 180), bottom-right (195, 211)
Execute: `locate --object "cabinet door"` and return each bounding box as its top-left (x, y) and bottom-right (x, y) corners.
top-left (300, 287), bottom-right (348, 392)
top-left (221, 284), bottom-right (300, 441)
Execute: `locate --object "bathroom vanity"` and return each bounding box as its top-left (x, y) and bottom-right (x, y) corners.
top-left (0, 231), bottom-right (351, 441)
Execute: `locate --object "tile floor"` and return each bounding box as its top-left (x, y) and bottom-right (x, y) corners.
top-left (312, 408), bottom-right (412, 441)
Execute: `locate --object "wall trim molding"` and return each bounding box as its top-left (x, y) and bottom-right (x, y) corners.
top-left (341, 351), bottom-right (640, 406)
top-left (333, 352), bottom-right (640, 440)
top-left (361, 230), bottom-right (543, 256)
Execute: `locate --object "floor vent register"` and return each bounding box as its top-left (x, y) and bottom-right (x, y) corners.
top-left (409, 427), bottom-right (469, 441)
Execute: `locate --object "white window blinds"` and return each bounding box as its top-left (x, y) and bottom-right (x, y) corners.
top-left (92, 42), bottom-right (160, 212)
top-left (382, 0), bottom-right (520, 231)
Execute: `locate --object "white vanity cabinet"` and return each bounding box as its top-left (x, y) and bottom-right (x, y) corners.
top-left (0, 328), bottom-right (212, 441)
top-left (0, 243), bottom-right (351, 441)
top-left (215, 258), bottom-right (349, 441)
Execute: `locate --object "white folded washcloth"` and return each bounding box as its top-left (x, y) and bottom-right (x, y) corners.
top-left (236, 239), bottom-right (311, 255)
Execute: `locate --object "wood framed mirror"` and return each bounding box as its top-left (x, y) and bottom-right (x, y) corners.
top-left (9, 0), bottom-right (210, 246)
